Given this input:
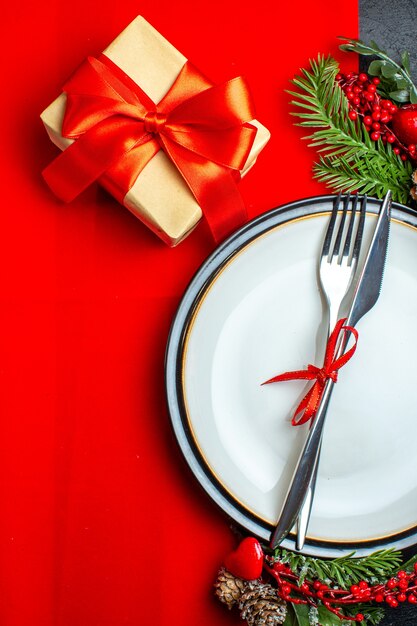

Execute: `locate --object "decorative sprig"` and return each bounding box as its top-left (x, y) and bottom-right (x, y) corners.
top-left (289, 54), bottom-right (413, 204)
top-left (284, 602), bottom-right (385, 625)
top-left (339, 37), bottom-right (417, 104)
top-left (344, 605), bottom-right (385, 626)
top-left (275, 547), bottom-right (403, 588)
top-left (314, 152), bottom-right (412, 204)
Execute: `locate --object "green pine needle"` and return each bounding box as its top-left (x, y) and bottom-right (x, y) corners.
top-left (289, 54), bottom-right (413, 204)
top-left (314, 153), bottom-right (412, 205)
top-left (275, 547), bottom-right (402, 588)
top-left (344, 604), bottom-right (386, 625)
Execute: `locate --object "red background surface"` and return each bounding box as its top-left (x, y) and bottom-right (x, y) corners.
top-left (1, 3), bottom-right (358, 625)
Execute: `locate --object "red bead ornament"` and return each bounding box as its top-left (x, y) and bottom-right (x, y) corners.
top-left (392, 104), bottom-right (417, 145)
top-left (224, 537), bottom-right (264, 580)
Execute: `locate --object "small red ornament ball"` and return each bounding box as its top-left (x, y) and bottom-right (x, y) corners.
top-left (224, 537), bottom-right (264, 580)
top-left (391, 104), bottom-right (417, 145)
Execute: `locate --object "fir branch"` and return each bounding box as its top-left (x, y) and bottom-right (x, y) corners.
top-left (288, 55), bottom-right (368, 160)
top-left (289, 55), bottom-right (413, 204)
top-left (314, 153), bottom-right (412, 205)
top-left (401, 552), bottom-right (417, 572)
top-left (343, 604), bottom-right (385, 625)
top-left (275, 548), bottom-right (402, 588)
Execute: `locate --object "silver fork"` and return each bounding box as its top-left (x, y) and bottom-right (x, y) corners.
top-left (295, 193), bottom-right (366, 550)
top-left (269, 193), bottom-right (367, 551)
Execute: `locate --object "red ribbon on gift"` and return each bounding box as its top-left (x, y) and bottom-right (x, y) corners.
top-left (42, 55), bottom-right (259, 241)
top-left (262, 318), bottom-right (358, 426)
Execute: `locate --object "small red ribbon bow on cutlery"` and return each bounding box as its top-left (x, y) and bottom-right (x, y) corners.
top-left (262, 318), bottom-right (358, 425)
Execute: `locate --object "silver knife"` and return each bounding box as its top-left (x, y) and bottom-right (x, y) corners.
top-left (270, 191), bottom-right (392, 550)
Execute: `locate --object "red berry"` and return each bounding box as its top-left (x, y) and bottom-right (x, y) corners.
top-left (335, 73), bottom-right (342, 81)
top-left (375, 593), bottom-right (384, 602)
top-left (356, 613), bottom-right (364, 622)
top-left (359, 581), bottom-right (368, 590)
top-left (282, 584), bottom-right (291, 595)
top-left (363, 116), bottom-right (372, 126)
top-left (353, 86), bottom-right (362, 94)
top-left (398, 593), bottom-right (407, 602)
top-left (394, 147), bottom-right (401, 154)
top-left (387, 578), bottom-right (397, 589)
top-left (372, 111), bottom-right (381, 121)
top-left (380, 113), bottom-right (390, 123)
top-left (359, 73), bottom-right (368, 82)
top-left (317, 590), bottom-right (324, 599)
top-left (398, 579), bottom-right (409, 590)
top-left (386, 134), bottom-right (396, 143)
top-left (346, 92), bottom-right (355, 101)
top-left (414, 563), bottom-right (417, 572)
top-left (350, 584), bottom-right (359, 594)
top-left (401, 153), bottom-right (408, 160)
top-left (300, 583), bottom-right (310, 593)
top-left (380, 99), bottom-right (391, 108)
top-left (365, 92), bottom-right (375, 101)
top-left (349, 110), bottom-right (358, 120)
top-left (409, 594), bottom-right (417, 603)
top-left (373, 77), bottom-right (381, 85)
top-left (353, 97), bottom-right (361, 105)
top-left (371, 131), bottom-right (380, 141)
top-left (390, 104), bottom-right (398, 114)
top-left (391, 598), bottom-right (399, 607)
top-left (367, 84), bottom-right (377, 93)
top-left (313, 581), bottom-right (322, 590)
top-left (372, 122), bottom-right (381, 130)
top-left (273, 561), bottom-right (285, 572)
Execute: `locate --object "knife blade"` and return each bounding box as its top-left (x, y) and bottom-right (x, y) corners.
top-left (270, 191), bottom-right (392, 550)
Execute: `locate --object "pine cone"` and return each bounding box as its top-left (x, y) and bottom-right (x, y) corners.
top-left (239, 580), bottom-right (287, 626)
top-left (214, 567), bottom-right (248, 609)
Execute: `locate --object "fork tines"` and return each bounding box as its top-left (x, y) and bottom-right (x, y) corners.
top-left (325, 193), bottom-right (366, 266)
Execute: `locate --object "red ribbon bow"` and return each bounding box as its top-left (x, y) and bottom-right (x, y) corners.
top-left (262, 318), bottom-right (358, 426)
top-left (42, 55), bottom-right (258, 241)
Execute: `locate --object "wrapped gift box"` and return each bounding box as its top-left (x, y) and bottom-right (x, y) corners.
top-left (41, 16), bottom-right (270, 246)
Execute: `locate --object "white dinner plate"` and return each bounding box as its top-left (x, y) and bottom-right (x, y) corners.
top-left (166, 195), bottom-right (417, 557)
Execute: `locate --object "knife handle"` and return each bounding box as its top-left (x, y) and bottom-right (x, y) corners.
top-left (270, 378), bottom-right (335, 549)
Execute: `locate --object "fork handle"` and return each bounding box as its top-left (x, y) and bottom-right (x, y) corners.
top-left (270, 378), bottom-right (336, 549)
